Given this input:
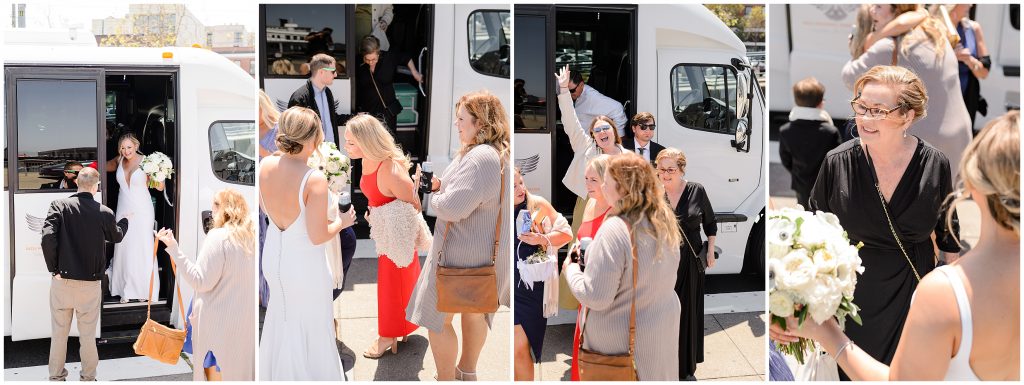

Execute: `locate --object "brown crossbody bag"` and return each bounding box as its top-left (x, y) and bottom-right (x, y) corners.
top-left (578, 230), bottom-right (639, 381)
top-left (435, 164), bottom-right (504, 313)
top-left (134, 239), bottom-right (188, 364)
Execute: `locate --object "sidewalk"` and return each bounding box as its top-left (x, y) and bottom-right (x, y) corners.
top-left (334, 256), bottom-right (510, 381)
top-left (532, 312), bottom-right (766, 381)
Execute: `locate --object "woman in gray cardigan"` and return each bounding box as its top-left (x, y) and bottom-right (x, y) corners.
top-left (563, 153), bottom-right (682, 380)
top-left (406, 91), bottom-right (511, 381)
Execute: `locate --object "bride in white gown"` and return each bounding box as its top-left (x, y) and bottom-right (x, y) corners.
top-left (105, 133), bottom-right (165, 303)
top-left (259, 107), bottom-right (355, 381)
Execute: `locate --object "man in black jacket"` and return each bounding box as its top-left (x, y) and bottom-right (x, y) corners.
top-left (41, 167), bottom-right (128, 381)
top-left (288, 53), bottom-right (343, 146)
top-left (778, 77), bottom-right (842, 207)
top-left (622, 111), bottom-right (666, 165)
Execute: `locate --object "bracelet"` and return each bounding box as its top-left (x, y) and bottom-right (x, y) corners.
top-left (834, 340), bottom-right (855, 362)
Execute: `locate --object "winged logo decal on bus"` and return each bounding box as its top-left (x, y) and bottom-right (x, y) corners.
top-left (515, 154), bottom-right (540, 175)
top-left (25, 213), bottom-right (46, 234)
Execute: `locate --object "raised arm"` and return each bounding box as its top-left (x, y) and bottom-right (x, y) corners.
top-left (864, 9), bottom-right (926, 49)
top-left (554, 65), bottom-right (593, 153)
top-left (161, 228), bottom-right (227, 293)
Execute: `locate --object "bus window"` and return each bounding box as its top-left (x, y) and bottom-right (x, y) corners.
top-left (15, 79), bottom-right (98, 191)
top-left (468, 10), bottom-right (510, 78)
top-left (209, 121), bottom-right (256, 185)
top-left (670, 64), bottom-right (739, 135)
top-left (263, 4), bottom-right (347, 78)
top-left (514, 14), bottom-right (547, 131)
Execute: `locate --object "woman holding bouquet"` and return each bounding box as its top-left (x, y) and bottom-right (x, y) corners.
top-left (406, 91), bottom-right (510, 381)
top-left (656, 147), bottom-right (717, 380)
top-left (567, 155), bottom-right (613, 380)
top-left (104, 133), bottom-right (166, 303)
top-left (795, 66), bottom-right (960, 378)
top-left (564, 153), bottom-right (681, 380)
top-left (513, 167), bottom-right (572, 380)
top-left (259, 107), bottom-right (356, 380)
top-left (777, 111), bottom-right (1019, 380)
top-left (341, 114), bottom-right (422, 359)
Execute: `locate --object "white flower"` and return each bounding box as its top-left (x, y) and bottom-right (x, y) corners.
top-left (142, 161), bottom-right (159, 174)
top-left (153, 172), bottom-right (167, 181)
top-left (811, 249), bottom-right (838, 275)
top-left (769, 291), bottom-right (795, 318)
top-left (776, 249), bottom-right (816, 292)
top-left (806, 276), bottom-right (844, 324)
top-left (767, 216), bottom-right (797, 260)
top-left (325, 161), bottom-right (341, 174)
top-left (327, 178), bottom-right (346, 194)
top-left (795, 216), bottom-right (831, 249)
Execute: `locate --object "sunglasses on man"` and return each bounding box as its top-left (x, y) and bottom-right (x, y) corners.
top-left (636, 123), bottom-right (656, 131)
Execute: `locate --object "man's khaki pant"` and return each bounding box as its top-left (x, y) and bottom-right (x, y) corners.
top-left (48, 277), bottom-right (101, 381)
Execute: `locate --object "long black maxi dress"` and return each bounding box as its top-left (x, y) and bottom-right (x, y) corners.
top-left (809, 138), bottom-right (960, 381)
top-left (673, 181), bottom-right (717, 378)
top-left (513, 201), bottom-right (546, 362)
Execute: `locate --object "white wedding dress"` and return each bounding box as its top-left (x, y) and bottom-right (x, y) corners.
top-left (260, 168), bottom-right (346, 381)
top-left (109, 160), bottom-right (158, 301)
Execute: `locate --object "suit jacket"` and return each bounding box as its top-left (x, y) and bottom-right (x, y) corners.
top-left (622, 138), bottom-right (666, 165)
top-left (779, 119), bottom-right (842, 196)
top-left (288, 80), bottom-right (345, 145)
top-left (41, 192), bottom-right (128, 281)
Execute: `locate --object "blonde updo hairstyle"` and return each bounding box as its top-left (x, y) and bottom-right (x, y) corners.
top-left (852, 65), bottom-right (928, 125)
top-left (457, 91), bottom-right (510, 163)
top-left (213, 188), bottom-right (256, 254)
top-left (276, 106), bottom-right (323, 155)
top-left (345, 114), bottom-right (412, 171)
top-left (946, 111), bottom-right (1020, 238)
top-left (605, 153), bottom-right (681, 259)
top-left (655, 147), bottom-right (688, 175)
top-left (118, 132), bottom-right (142, 154)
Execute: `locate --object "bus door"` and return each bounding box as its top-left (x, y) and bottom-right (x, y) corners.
top-left (5, 67), bottom-right (106, 341)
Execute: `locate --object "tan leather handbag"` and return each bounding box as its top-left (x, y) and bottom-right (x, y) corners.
top-left (435, 165), bottom-right (505, 313)
top-left (578, 231), bottom-right (639, 381)
top-left (133, 239), bottom-right (187, 365)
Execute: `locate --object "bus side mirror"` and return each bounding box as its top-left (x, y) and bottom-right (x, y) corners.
top-left (732, 118), bottom-right (750, 153)
top-left (201, 210), bottom-right (213, 234)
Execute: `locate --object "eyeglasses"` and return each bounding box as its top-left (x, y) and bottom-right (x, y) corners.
top-left (63, 170), bottom-right (80, 175)
top-left (569, 82), bottom-right (582, 94)
top-left (636, 123), bottom-right (656, 131)
top-left (657, 167), bottom-right (680, 174)
top-left (850, 100), bottom-right (905, 119)
top-left (591, 124), bottom-right (612, 133)
top-left (321, 67), bottom-right (336, 73)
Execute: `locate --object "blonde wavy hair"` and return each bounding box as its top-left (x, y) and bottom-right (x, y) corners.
top-left (457, 91), bottom-right (510, 166)
top-left (276, 107), bottom-right (323, 155)
top-left (345, 114), bottom-right (412, 171)
top-left (588, 154), bottom-right (612, 180)
top-left (849, 4), bottom-right (873, 58)
top-left (946, 111), bottom-right (1020, 239)
top-left (852, 65), bottom-right (928, 125)
top-left (890, 4), bottom-right (949, 59)
top-left (213, 188), bottom-right (255, 255)
top-left (605, 153), bottom-right (681, 259)
top-left (259, 89), bottom-right (280, 130)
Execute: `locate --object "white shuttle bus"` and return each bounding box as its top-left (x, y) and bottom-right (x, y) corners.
top-left (514, 4), bottom-right (766, 285)
top-left (768, 4), bottom-right (1020, 130)
top-left (3, 43), bottom-right (256, 342)
top-left (260, 4), bottom-right (509, 210)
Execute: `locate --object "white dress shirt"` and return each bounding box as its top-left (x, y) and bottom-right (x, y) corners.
top-left (574, 86), bottom-right (628, 138)
top-left (635, 141), bottom-right (651, 163)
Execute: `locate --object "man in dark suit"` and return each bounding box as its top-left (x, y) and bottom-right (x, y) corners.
top-left (288, 53), bottom-right (343, 146)
top-left (41, 161), bottom-right (83, 190)
top-left (41, 167), bottom-right (128, 381)
top-left (622, 111), bottom-right (666, 165)
top-left (287, 53), bottom-right (358, 300)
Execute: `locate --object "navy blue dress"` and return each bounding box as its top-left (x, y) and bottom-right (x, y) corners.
top-left (513, 201), bottom-right (546, 362)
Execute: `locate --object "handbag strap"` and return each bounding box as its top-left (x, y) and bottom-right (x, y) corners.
top-left (438, 161), bottom-right (505, 267)
top-left (891, 36), bottom-right (900, 66)
top-left (145, 239), bottom-right (187, 325)
top-left (578, 226), bottom-right (639, 358)
top-left (368, 67), bottom-right (390, 114)
top-left (862, 142), bottom-right (922, 282)
top-left (678, 226), bottom-right (704, 269)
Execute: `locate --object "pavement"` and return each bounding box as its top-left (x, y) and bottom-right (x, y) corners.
top-left (331, 248), bottom-right (511, 381)
top-left (3, 337), bottom-right (192, 381)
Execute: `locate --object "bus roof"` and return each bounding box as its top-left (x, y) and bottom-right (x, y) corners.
top-left (643, 4), bottom-right (747, 54)
top-left (3, 45), bottom-right (243, 70)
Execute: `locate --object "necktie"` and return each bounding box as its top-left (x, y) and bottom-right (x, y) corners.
top-left (639, 147), bottom-right (645, 156)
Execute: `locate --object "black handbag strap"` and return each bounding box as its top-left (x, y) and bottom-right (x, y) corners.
top-left (368, 68), bottom-right (393, 117)
top-left (579, 227), bottom-right (638, 359)
top-left (861, 141), bottom-right (922, 282)
top-left (438, 161), bottom-right (505, 268)
top-left (679, 229), bottom-right (706, 272)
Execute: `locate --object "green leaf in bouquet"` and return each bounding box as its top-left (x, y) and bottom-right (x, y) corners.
top-left (771, 314), bottom-right (788, 331)
top-left (793, 217), bottom-right (805, 238)
top-left (797, 305), bottom-right (809, 326)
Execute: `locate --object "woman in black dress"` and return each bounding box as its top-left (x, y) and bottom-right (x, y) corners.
top-left (512, 167), bottom-right (572, 380)
top-left (803, 65), bottom-right (960, 379)
top-left (355, 35), bottom-right (423, 132)
top-left (656, 147), bottom-right (716, 381)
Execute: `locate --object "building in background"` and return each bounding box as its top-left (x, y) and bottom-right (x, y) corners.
top-left (11, 3), bottom-right (26, 28)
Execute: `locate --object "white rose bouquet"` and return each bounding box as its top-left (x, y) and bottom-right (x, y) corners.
top-left (140, 152), bottom-right (174, 189)
top-left (307, 142), bottom-right (351, 195)
top-left (768, 205), bottom-right (865, 364)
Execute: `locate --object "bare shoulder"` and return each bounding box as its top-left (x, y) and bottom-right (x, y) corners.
top-left (908, 268), bottom-right (961, 330)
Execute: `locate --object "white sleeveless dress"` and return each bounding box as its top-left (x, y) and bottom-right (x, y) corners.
top-left (935, 266), bottom-right (981, 381)
top-left (259, 168), bottom-right (345, 381)
top-left (109, 161), bottom-right (158, 301)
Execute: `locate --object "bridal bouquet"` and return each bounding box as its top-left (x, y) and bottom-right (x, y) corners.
top-left (307, 142), bottom-right (351, 194)
top-left (141, 152), bottom-right (174, 189)
top-left (768, 205), bottom-right (865, 364)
